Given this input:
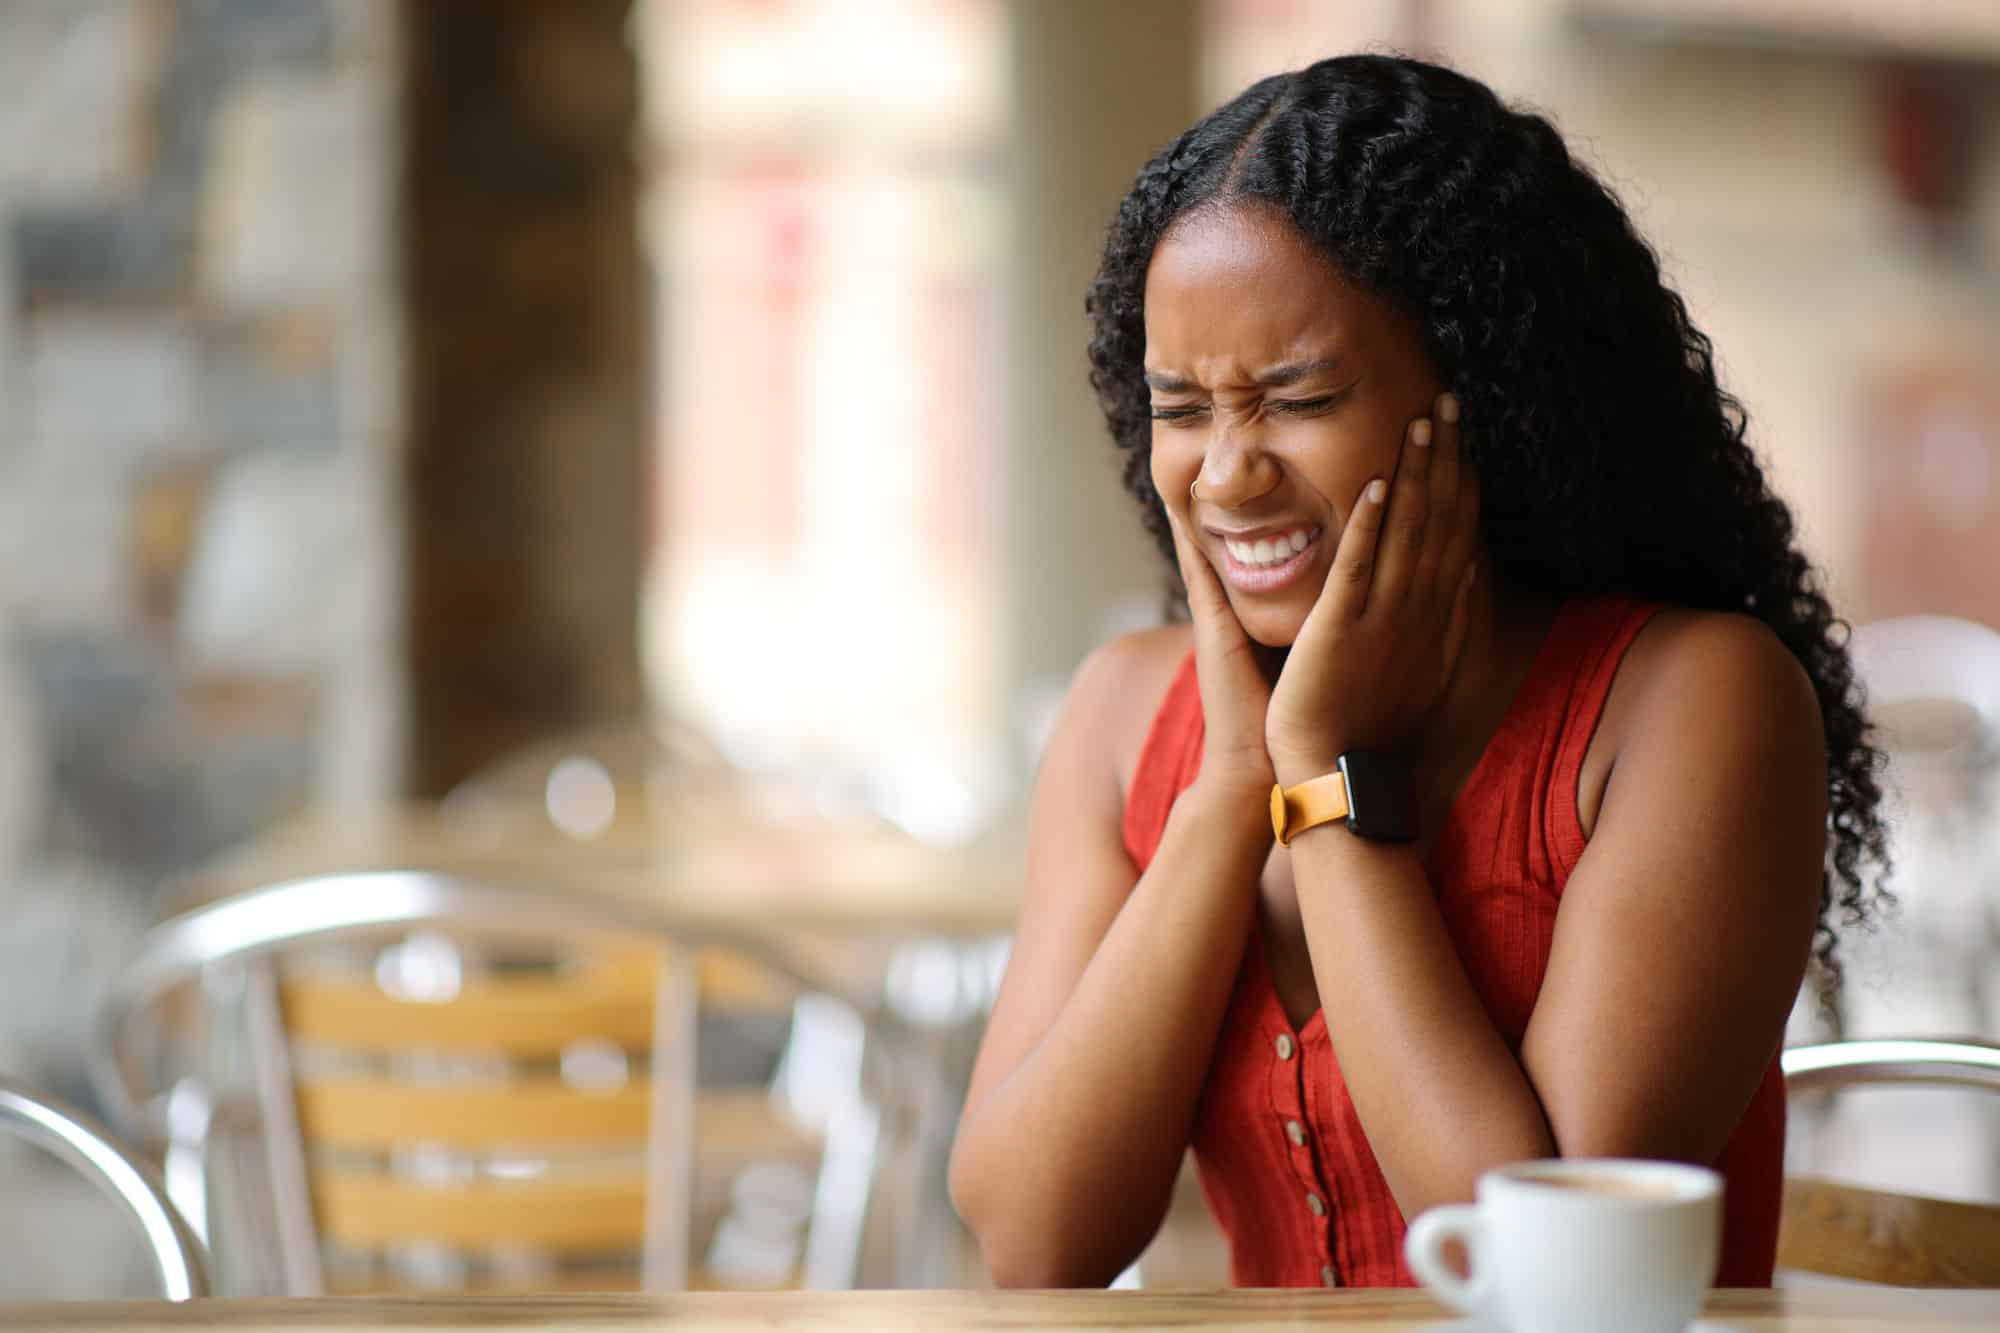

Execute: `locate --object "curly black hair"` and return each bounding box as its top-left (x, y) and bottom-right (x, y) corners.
top-left (1086, 53), bottom-right (1888, 1003)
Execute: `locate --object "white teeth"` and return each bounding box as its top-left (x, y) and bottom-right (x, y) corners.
top-left (1224, 527), bottom-right (1317, 568)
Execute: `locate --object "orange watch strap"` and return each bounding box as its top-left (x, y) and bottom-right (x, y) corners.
top-left (1271, 771), bottom-right (1350, 846)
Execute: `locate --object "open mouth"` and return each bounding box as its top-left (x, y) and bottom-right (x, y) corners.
top-left (1215, 525), bottom-right (1324, 592)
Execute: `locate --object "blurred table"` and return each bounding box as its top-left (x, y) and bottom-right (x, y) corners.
top-left (8, 1288), bottom-right (2000, 1331)
top-left (169, 802), bottom-right (1024, 936)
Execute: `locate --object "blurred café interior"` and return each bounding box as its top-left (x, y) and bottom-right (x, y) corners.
top-left (1, 0), bottom-right (1998, 1303)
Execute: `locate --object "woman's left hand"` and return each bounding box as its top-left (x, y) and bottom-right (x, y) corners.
top-left (1266, 393), bottom-right (1482, 785)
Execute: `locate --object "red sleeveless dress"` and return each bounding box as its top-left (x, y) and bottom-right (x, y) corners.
top-left (1120, 597), bottom-right (1786, 1288)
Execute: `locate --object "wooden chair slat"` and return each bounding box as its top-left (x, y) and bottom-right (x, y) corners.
top-left (295, 1081), bottom-right (813, 1157)
top-left (323, 1271), bottom-right (647, 1295)
top-left (691, 949), bottom-right (798, 1009)
top-left (1778, 1176), bottom-right (2000, 1288)
top-left (690, 1090), bottom-right (818, 1160)
top-left (320, 1266), bottom-right (797, 1295)
top-left (279, 948), bottom-right (792, 1057)
top-left (296, 1079), bottom-right (653, 1149)
top-left (280, 976), bottom-right (654, 1056)
top-left (312, 1173), bottom-right (648, 1250)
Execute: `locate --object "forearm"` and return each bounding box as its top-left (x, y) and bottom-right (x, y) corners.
top-left (952, 783), bottom-right (1268, 1285)
top-left (1289, 829), bottom-right (1555, 1218)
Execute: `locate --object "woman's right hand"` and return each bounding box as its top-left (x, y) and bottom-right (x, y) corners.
top-left (1168, 509), bottom-right (1278, 811)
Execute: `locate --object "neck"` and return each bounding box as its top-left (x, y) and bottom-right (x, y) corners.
top-left (1411, 564), bottom-right (1557, 790)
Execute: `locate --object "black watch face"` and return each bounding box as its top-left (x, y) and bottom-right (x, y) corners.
top-left (1338, 750), bottom-right (1419, 843)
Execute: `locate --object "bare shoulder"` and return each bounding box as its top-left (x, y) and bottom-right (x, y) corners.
top-left (1529, 609), bottom-right (1833, 1166)
top-left (1062, 624), bottom-right (1195, 803)
top-left (1620, 609), bottom-right (1820, 733)
top-left (1583, 608), bottom-right (1825, 833)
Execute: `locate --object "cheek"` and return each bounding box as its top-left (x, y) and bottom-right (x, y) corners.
top-left (1287, 428), bottom-right (1373, 517)
top-left (1313, 409), bottom-right (1406, 502)
top-left (1151, 442), bottom-right (1197, 515)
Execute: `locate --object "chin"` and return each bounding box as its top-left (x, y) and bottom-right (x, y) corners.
top-left (1236, 610), bottom-right (1304, 649)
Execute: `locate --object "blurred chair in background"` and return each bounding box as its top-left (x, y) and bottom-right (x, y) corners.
top-left (0, 1079), bottom-right (209, 1300)
top-left (1843, 616), bottom-right (2000, 1039)
top-left (92, 872), bottom-right (897, 1294)
top-left (443, 719), bottom-right (1015, 1288)
top-left (1783, 618), bottom-right (2000, 1220)
top-left (1779, 1039), bottom-right (2000, 1287)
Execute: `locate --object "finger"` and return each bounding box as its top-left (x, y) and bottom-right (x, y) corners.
top-left (1373, 415), bottom-right (1434, 605)
top-left (1323, 473), bottom-right (1390, 621)
top-left (1167, 507), bottom-right (1270, 755)
top-left (1168, 508), bottom-right (1233, 625)
top-left (1415, 394), bottom-right (1462, 596)
top-left (1168, 509), bottom-right (1260, 679)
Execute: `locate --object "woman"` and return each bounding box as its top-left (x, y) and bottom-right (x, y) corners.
top-left (948, 54), bottom-right (1888, 1289)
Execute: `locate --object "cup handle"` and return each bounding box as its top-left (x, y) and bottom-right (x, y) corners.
top-left (1403, 1203), bottom-right (1486, 1315)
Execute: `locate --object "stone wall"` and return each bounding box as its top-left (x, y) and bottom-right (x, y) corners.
top-left (0, 0), bottom-right (402, 1105)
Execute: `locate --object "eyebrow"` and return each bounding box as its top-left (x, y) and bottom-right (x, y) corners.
top-left (1254, 357), bottom-right (1343, 387)
top-left (1143, 357), bottom-right (1343, 393)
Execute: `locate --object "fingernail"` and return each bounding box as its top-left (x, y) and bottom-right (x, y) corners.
top-left (1439, 394), bottom-right (1460, 424)
top-left (1412, 419), bottom-right (1432, 447)
top-left (1367, 479), bottom-right (1387, 503)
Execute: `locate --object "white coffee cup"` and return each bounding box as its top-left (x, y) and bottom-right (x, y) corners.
top-left (1403, 1158), bottom-right (1722, 1333)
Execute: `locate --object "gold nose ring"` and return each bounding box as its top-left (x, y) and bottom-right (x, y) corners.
top-left (1189, 478), bottom-right (1203, 505)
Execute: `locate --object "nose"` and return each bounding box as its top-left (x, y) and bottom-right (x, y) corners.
top-left (1192, 424), bottom-right (1280, 512)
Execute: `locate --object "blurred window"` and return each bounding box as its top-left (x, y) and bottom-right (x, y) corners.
top-left (636, 0), bottom-right (1008, 825)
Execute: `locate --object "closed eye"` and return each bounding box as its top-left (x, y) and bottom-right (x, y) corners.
top-left (1149, 404), bottom-right (1208, 424)
top-left (1269, 393), bottom-right (1343, 416)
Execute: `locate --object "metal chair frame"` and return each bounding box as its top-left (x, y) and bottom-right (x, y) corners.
top-left (1780, 1037), bottom-right (2000, 1287)
top-left (0, 1079), bottom-right (210, 1300)
top-left (1783, 1038), bottom-right (2000, 1095)
top-left (91, 870), bottom-right (890, 1294)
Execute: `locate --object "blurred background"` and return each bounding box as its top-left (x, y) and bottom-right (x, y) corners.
top-left (0, 0), bottom-right (1997, 1302)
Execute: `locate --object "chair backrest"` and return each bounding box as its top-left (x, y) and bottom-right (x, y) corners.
top-left (91, 871), bottom-right (867, 1295)
top-left (1848, 616), bottom-right (2000, 759)
top-left (0, 1079), bottom-right (210, 1300)
top-left (1779, 1039), bottom-right (2000, 1287)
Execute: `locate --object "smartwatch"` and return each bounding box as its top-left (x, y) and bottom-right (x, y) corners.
top-left (1270, 750), bottom-right (1419, 845)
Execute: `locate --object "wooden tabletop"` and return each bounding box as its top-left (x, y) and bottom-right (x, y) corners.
top-left (7, 1288), bottom-right (2000, 1332)
top-left (171, 802), bottom-right (1025, 935)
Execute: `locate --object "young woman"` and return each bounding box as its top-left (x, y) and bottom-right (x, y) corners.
top-left (949, 54), bottom-right (1888, 1290)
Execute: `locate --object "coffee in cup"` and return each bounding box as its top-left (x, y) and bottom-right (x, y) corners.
top-left (1404, 1158), bottom-right (1722, 1333)
top-left (1521, 1175), bottom-right (1687, 1200)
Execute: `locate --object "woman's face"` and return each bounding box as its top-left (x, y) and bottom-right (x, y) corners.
top-left (1145, 204), bottom-right (1446, 647)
